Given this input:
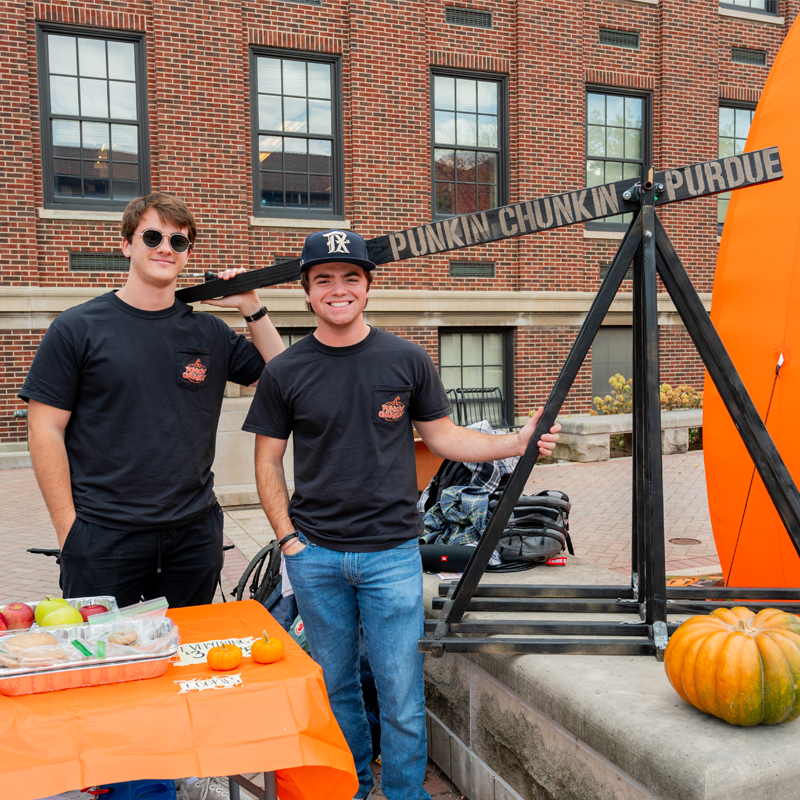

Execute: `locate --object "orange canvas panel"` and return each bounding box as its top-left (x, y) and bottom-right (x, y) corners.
top-left (705, 17), bottom-right (800, 587)
top-left (0, 601), bottom-right (358, 800)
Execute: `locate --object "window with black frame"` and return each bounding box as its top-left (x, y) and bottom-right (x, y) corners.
top-left (586, 90), bottom-right (648, 229)
top-left (279, 330), bottom-right (313, 349)
top-left (720, 0), bottom-right (778, 15)
top-left (38, 26), bottom-right (148, 209)
top-left (432, 72), bottom-right (506, 218)
top-left (252, 51), bottom-right (342, 218)
top-left (439, 329), bottom-right (513, 423)
top-left (718, 104), bottom-right (755, 227)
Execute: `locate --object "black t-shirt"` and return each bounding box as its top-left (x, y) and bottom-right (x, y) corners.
top-left (19, 291), bottom-right (265, 531)
top-left (243, 327), bottom-right (451, 552)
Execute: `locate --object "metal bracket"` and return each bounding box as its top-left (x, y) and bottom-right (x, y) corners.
top-left (652, 621), bottom-right (669, 661)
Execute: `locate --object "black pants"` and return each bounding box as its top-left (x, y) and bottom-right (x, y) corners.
top-left (59, 504), bottom-right (224, 609)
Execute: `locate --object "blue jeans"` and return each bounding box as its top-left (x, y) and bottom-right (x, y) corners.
top-left (284, 533), bottom-right (431, 800)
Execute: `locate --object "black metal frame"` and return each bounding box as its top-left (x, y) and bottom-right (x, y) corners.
top-left (420, 163), bottom-right (800, 659)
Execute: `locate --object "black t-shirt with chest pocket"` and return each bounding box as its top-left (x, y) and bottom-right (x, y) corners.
top-left (20, 291), bottom-right (265, 530)
top-left (243, 327), bottom-right (452, 552)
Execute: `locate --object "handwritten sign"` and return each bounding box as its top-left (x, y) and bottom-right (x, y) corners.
top-left (174, 637), bottom-right (254, 666)
top-left (175, 674), bottom-right (244, 693)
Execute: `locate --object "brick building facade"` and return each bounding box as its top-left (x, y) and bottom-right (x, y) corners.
top-left (1, 0), bottom-right (795, 445)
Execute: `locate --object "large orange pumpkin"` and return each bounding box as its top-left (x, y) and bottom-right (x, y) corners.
top-left (664, 607), bottom-right (800, 726)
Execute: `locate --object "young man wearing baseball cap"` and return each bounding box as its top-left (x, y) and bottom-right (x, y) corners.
top-left (244, 229), bottom-right (560, 800)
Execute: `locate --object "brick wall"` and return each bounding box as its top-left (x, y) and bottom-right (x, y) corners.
top-left (1, 0), bottom-right (795, 443)
top-left (1, 331), bottom-right (42, 444)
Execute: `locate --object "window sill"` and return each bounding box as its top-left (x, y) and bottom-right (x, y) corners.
top-left (249, 217), bottom-right (350, 229)
top-left (584, 229), bottom-right (626, 240)
top-left (39, 208), bottom-right (124, 222)
top-left (719, 7), bottom-right (784, 24)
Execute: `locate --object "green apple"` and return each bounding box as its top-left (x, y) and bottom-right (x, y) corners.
top-left (41, 605), bottom-right (84, 627)
top-left (34, 597), bottom-right (71, 626)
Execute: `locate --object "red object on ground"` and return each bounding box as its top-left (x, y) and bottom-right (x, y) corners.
top-left (0, 601), bottom-right (358, 800)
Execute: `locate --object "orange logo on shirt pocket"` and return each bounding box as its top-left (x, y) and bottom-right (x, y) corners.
top-left (379, 396), bottom-right (406, 421)
top-left (183, 358), bottom-right (207, 383)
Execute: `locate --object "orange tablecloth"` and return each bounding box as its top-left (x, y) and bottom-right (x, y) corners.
top-left (0, 601), bottom-right (358, 800)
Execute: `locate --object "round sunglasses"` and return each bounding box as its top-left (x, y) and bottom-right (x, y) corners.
top-left (134, 229), bottom-right (192, 253)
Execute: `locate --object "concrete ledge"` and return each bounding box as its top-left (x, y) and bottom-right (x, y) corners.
top-left (422, 561), bottom-right (800, 799)
top-left (554, 409), bottom-right (702, 462)
top-left (0, 451), bottom-right (32, 470)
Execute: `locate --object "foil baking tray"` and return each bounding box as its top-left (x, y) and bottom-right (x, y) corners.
top-left (0, 617), bottom-right (178, 696)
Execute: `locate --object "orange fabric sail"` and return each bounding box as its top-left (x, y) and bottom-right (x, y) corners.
top-left (705, 17), bottom-right (800, 587)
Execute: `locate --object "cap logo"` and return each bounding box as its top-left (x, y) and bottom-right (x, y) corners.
top-left (323, 231), bottom-right (350, 255)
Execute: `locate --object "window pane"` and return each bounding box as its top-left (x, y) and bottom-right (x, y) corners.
top-left (284, 60), bottom-right (306, 96)
top-left (285, 172), bottom-right (308, 206)
top-left (261, 172), bottom-right (283, 206)
top-left (109, 81), bottom-right (137, 120)
top-left (435, 183), bottom-right (454, 215)
top-left (625, 97), bottom-right (642, 129)
top-left (607, 95), bottom-right (624, 127)
top-left (310, 174), bottom-right (332, 208)
top-left (53, 119), bottom-right (81, 158)
top-left (259, 94), bottom-right (282, 131)
top-left (80, 78), bottom-right (109, 118)
top-left (477, 151), bottom-right (497, 183)
top-left (586, 159), bottom-right (604, 187)
top-left (463, 367), bottom-right (483, 387)
top-left (440, 367), bottom-right (461, 390)
top-left (49, 35), bottom-right (77, 75)
top-left (587, 125), bottom-right (605, 157)
top-left (309, 139), bottom-right (332, 173)
top-left (285, 138), bottom-right (307, 172)
top-left (112, 161), bottom-right (139, 200)
top-left (719, 107), bottom-right (735, 137)
top-left (259, 136), bottom-right (283, 170)
top-left (605, 161), bottom-right (622, 182)
top-left (84, 160), bottom-right (110, 199)
top-left (456, 113), bottom-right (477, 147)
top-left (307, 62), bottom-right (331, 99)
top-left (484, 334), bottom-right (503, 364)
top-left (587, 93), bottom-right (605, 124)
top-left (434, 110), bottom-right (456, 145)
top-left (623, 161), bottom-right (640, 180)
top-left (477, 114), bottom-right (497, 147)
top-left (462, 334), bottom-right (483, 364)
top-left (283, 96), bottom-right (307, 133)
top-left (50, 75), bottom-right (79, 115)
top-left (734, 137), bottom-right (747, 153)
top-left (78, 38), bottom-right (106, 78)
top-left (477, 183), bottom-right (496, 211)
top-left (82, 121), bottom-right (109, 158)
top-left (484, 366), bottom-right (503, 388)
top-left (456, 79), bottom-right (477, 113)
top-left (456, 150), bottom-right (476, 182)
top-left (258, 57), bottom-right (282, 94)
top-left (435, 149), bottom-right (455, 181)
top-left (735, 108), bottom-right (752, 135)
top-left (718, 193), bottom-right (730, 223)
top-left (108, 41), bottom-right (135, 80)
top-left (308, 98), bottom-right (332, 135)
top-left (53, 160), bottom-right (82, 196)
top-left (625, 128), bottom-right (641, 160)
top-left (111, 124), bottom-right (138, 160)
top-left (435, 76), bottom-right (455, 110)
top-left (606, 127), bottom-right (624, 158)
top-left (719, 136), bottom-right (734, 158)
top-left (440, 334), bottom-right (461, 366)
top-left (477, 81), bottom-right (497, 115)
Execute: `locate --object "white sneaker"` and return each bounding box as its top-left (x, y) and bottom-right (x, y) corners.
top-left (185, 777), bottom-right (230, 800)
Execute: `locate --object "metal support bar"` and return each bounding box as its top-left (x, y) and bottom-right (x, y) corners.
top-left (229, 773), bottom-right (277, 800)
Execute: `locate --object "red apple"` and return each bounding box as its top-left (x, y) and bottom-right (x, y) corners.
top-left (1, 602), bottom-right (35, 630)
top-left (0, 612), bottom-right (7, 632)
top-left (79, 603), bottom-right (109, 621)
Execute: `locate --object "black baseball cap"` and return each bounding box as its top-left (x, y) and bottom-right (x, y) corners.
top-left (299, 229), bottom-right (376, 273)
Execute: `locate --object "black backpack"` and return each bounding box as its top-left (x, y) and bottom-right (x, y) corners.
top-left (495, 490), bottom-right (574, 564)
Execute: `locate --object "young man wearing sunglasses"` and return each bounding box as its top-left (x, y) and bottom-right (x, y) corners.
top-left (244, 229), bottom-right (560, 800)
top-left (20, 192), bottom-right (284, 612)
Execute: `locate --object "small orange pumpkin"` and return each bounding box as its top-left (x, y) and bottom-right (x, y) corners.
top-left (664, 606), bottom-right (800, 726)
top-left (207, 643), bottom-right (243, 671)
top-left (251, 630), bottom-right (285, 664)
